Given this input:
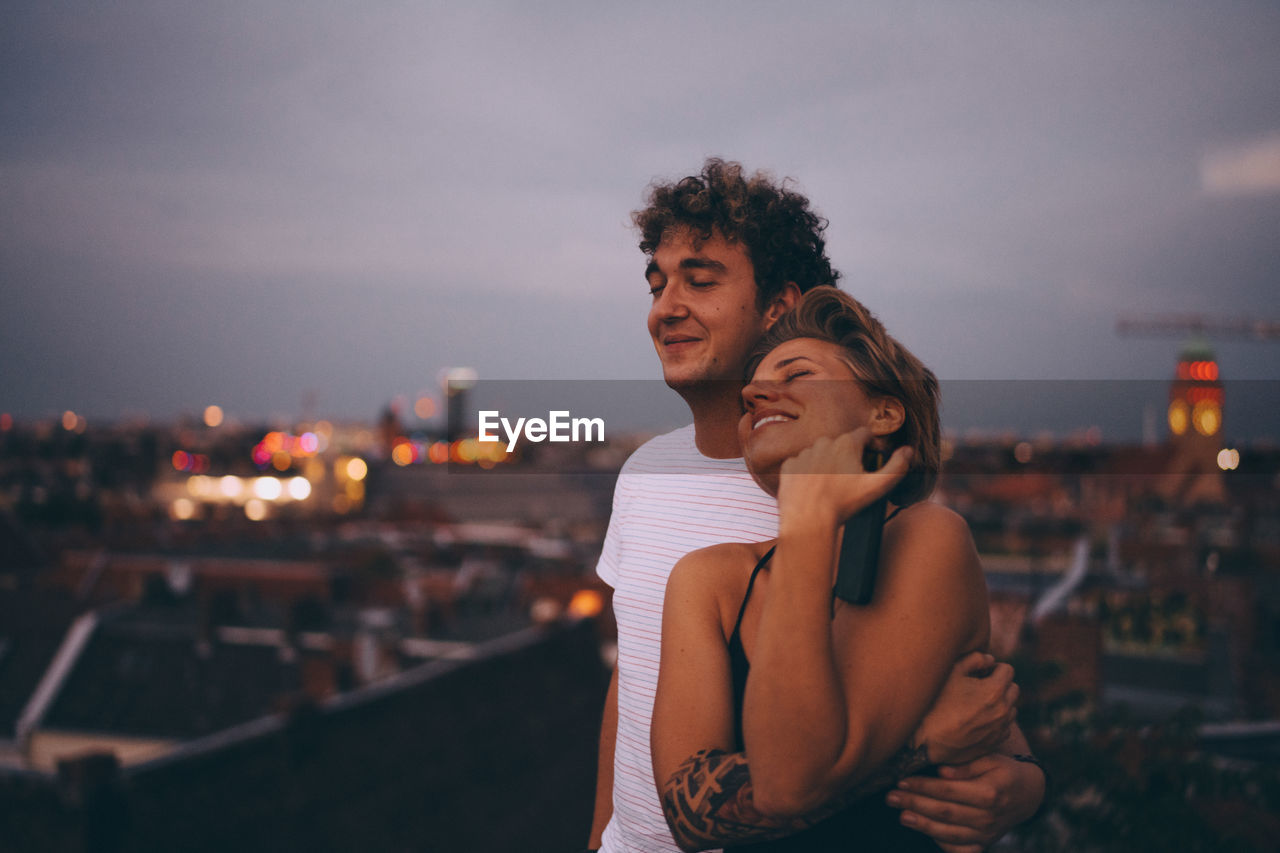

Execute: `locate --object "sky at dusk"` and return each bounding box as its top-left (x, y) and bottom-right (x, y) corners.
top-left (3, 2), bottom-right (1278, 436)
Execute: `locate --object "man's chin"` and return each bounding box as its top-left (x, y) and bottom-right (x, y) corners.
top-left (662, 371), bottom-right (742, 396)
top-left (661, 363), bottom-right (719, 389)
top-left (662, 372), bottom-right (702, 391)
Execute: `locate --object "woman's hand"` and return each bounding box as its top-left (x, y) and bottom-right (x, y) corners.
top-left (775, 427), bottom-right (912, 534)
top-left (911, 652), bottom-right (1018, 766)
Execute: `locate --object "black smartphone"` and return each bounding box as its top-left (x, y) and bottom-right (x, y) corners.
top-left (833, 448), bottom-right (886, 605)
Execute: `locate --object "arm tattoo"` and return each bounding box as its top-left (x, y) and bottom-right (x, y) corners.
top-left (660, 743), bottom-right (931, 852)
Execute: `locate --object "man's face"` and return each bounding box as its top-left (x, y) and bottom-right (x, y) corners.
top-left (645, 228), bottom-right (771, 390)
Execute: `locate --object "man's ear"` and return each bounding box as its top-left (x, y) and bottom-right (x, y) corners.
top-left (869, 397), bottom-right (906, 437)
top-left (763, 282), bottom-right (801, 327)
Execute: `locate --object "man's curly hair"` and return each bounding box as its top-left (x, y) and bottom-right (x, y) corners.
top-left (632, 158), bottom-right (840, 308)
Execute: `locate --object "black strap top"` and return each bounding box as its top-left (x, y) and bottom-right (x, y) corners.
top-left (722, 507), bottom-right (934, 852)
top-left (728, 545), bottom-right (774, 751)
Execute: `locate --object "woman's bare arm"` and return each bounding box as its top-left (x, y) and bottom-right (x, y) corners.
top-left (651, 547), bottom-right (742, 817)
top-left (660, 743), bottom-right (934, 852)
top-left (652, 538), bottom-right (1006, 852)
top-left (742, 434), bottom-right (990, 817)
top-left (652, 544), bottom-right (943, 852)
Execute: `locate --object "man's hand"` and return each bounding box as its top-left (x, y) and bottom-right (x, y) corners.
top-left (912, 651), bottom-right (1017, 766)
top-left (885, 753), bottom-right (1047, 853)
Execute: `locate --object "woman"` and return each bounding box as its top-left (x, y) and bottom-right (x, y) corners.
top-left (652, 287), bottom-right (1001, 851)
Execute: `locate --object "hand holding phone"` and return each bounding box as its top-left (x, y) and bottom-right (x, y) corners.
top-left (833, 448), bottom-right (886, 605)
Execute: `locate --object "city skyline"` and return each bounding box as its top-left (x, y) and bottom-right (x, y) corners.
top-left (3, 2), bottom-right (1279, 424)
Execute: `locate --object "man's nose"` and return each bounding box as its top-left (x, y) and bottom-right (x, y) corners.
top-left (652, 283), bottom-right (688, 321)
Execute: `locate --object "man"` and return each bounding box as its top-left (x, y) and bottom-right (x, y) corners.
top-left (590, 159), bottom-right (1045, 853)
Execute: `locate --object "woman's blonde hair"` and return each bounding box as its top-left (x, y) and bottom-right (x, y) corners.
top-left (745, 286), bottom-right (941, 506)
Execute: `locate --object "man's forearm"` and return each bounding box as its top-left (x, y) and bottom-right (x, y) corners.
top-left (661, 742), bottom-right (930, 852)
top-left (995, 720), bottom-right (1047, 820)
top-left (589, 667), bottom-right (619, 847)
top-left (998, 720), bottom-right (1032, 756)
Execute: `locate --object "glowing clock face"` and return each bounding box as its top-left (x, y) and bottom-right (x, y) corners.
top-left (1192, 400), bottom-right (1221, 437)
top-left (1168, 399), bottom-right (1189, 436)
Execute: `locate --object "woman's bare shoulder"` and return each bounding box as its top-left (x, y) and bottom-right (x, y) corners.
top-left (885, 501), bottom-right (976, 555)
top-left (890, 499), bottom-right (968, 532)
top-left (882, 501), bottom-right (988, 641)
top-left (667, 541), bottom-right (772, 633)
top-left (881, 502), bottom-right (983, 588)
top-left (670, 541), bottom-right (770, 589)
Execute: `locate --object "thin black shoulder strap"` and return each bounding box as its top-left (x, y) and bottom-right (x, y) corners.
top-left (731, 546), bottom-right (775, 637)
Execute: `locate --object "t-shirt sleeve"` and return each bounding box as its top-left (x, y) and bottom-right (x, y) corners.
top-left (595, 463), bottom-right (627, 589)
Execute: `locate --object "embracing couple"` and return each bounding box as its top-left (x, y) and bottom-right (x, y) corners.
top-left (589, 159), bottom-right (1046, 853)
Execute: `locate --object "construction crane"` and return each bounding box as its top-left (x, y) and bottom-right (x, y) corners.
top-left (1116, 314), bottom-right (1280, 340)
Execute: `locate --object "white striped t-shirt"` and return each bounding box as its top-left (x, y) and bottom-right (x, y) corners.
top-left (598, 424), bottom-right (778, 853)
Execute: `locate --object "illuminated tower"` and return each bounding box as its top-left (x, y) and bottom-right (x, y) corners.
top-left (1162, 338), bottom-right (1225, 504)
top-left (439, 367), bottom-right (478, 442)
top-left (1117, 313), bottom-right (1279, 503)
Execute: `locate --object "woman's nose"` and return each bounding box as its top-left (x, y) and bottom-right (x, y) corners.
top-left (741, 380), bottom-right (778, 410)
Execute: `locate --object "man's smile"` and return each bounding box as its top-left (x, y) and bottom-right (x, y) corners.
top-left (660, 334), bottom-right (702, 350)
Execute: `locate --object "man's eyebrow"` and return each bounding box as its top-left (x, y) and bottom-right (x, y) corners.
top-left (679, 257), bottom-right (727, 273)
top-left (645, 257), bottom-right (729, 280)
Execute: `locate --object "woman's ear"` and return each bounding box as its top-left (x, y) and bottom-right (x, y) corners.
top-left (869, 397), bottom-right (905, 437)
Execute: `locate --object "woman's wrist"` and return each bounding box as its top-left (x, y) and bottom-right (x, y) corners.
top-left (777, 503), bottom-right (839, 539)
top-left (773, 520), bottom-right (841, 593)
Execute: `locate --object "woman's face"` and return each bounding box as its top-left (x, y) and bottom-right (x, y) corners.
top-left (738, 337), bottom-right (886, 496)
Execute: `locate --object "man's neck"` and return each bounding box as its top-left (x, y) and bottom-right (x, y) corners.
top-left (681, 384), bottom-right (745, 459)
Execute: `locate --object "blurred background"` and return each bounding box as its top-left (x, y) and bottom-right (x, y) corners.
top-left (2, 2), bottom-right (1278, 850)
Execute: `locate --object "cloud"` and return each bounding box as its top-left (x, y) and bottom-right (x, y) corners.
top-left (1201, 133), bottom-right (1280, 196)
top-left (5, 2), bottom-right (1280, 420)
